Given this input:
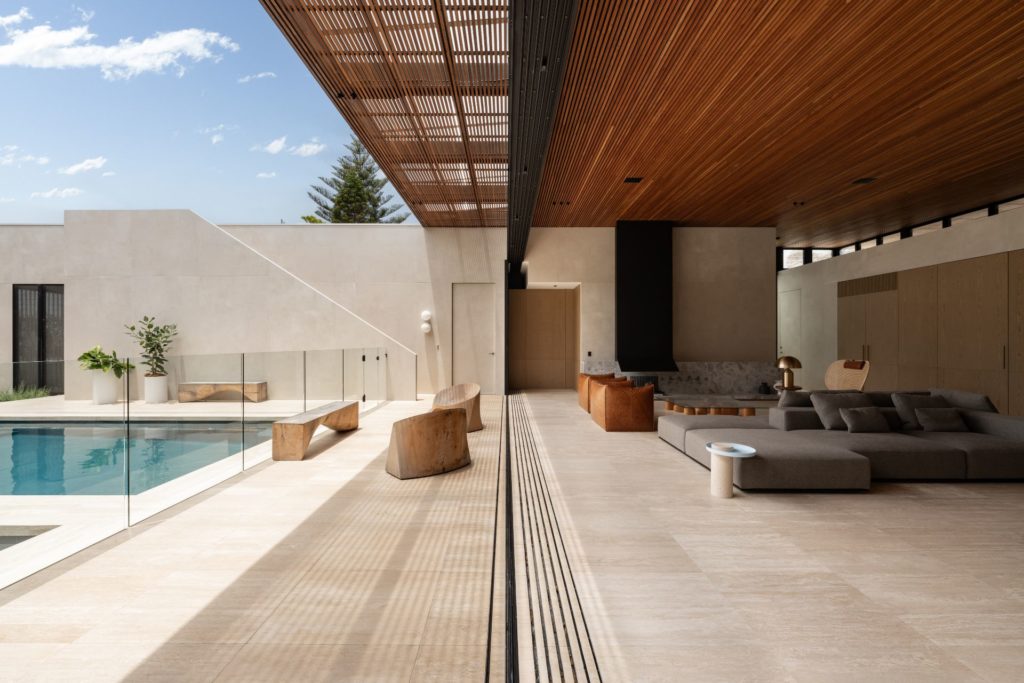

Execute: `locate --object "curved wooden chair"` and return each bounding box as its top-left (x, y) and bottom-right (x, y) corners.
top-left (386, 408), bottom-right (470, 480)
top-left (432, 383), bottom-right (483, 432)
top-left (825, 359), bottom-right (871, 390)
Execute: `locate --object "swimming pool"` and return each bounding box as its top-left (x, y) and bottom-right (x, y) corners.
top-left (0, 422), bottom-right (273, 495)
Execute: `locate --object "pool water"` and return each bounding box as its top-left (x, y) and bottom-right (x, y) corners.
top-left (0, 422), bottom-right (273, 495)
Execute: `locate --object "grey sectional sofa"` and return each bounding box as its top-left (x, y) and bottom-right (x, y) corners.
top-left (658, 389), bottom-right (1024, 491)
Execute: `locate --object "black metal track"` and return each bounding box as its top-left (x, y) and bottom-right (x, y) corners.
top-left (507, 0), bottom-right (580, 270)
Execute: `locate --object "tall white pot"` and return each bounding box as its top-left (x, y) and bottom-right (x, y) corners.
top-left (91, 371), bottom-right (119, 405)
top-left (144, 375), bottom-right (169, 404)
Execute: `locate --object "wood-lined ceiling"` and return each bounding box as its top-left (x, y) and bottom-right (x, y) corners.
top-left (535, 1), bottom-right (1024, 247)
top-left (260, 0), bottom-right (508, 227)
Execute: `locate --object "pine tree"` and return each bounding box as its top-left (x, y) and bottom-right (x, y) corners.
top-left (307, 139), bottom-right (408, 224)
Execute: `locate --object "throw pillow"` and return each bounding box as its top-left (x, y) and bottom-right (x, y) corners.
top-left (892, 393), bottom-right (950, 430)
top-left (915, 407), bottom-right (969, 432)
top-left (810, 392), bottom-right (873, 430)
top-left (839, 406), bottom-right (891, 433)
top-left (928, 388), bottom-right (998, 413)
top-left (778, 390), bottom-right (813, 408)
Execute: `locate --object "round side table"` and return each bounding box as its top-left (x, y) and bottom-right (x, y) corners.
top-left (705, 442), bottom-right (757, 498)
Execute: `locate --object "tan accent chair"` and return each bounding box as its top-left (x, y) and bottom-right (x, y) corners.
top-left (433, 383), bottom-right (483, 432)
top-left (587, 376), bottom-right (633, 413)
top-left (577, 373), bottom-right (615, 412)
top-left (386, 408), bottom-right (470, 480)
top-left (824, 360), bottom-right (871, 391)
top-left (591, 383), bottom-right (655, 432)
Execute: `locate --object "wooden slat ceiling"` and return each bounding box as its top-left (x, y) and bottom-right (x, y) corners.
top-left (534, 1), bottom-right (1024, 247)
top-left (260, 0), bottom-right (508, 227)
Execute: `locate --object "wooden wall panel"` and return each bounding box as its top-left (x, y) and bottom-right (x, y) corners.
top-left (898, 266), bottom-right (938, 373)
top-left (508, 288), bottom-right (579, 390)
top-left (1010, 250), bottom-right (1024, 415)
top-left (864, 290), bottom-right (899, 391)
top-left (837, 296), bottom-right (865, 362)
top-left (536, 1), bottom-right (1024, 247)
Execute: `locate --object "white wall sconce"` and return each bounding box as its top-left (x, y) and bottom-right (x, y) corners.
top-left (420, 322), bottom-right (432, 334)
top-left (420, 310), bottom-right (432, 322)
top-left (420, 310), bottom-right (432, 333)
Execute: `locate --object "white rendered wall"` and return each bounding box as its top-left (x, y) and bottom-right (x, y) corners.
top-left (0, 211), bottom-right (506, 400)
top-left (777, 206), bottom-right (1024, 390)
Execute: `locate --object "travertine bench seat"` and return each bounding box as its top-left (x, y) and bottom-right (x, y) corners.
top-left (178, 381), bottom-right (268, 403)
top-left (272, 400), bottom-right (359, 461)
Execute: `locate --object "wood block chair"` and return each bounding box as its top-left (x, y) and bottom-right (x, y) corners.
top-left (433, 383), bottom-right (483, 432)
top-left (591, 382), bottom-right (655, 432)
top-left (386, 408), bottom-right (471, 480)
top-left (824, 360), bottom-right (871, 391)
top-left (577, 373), bottom-right (615, 412)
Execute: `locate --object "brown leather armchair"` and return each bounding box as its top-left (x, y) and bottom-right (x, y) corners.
top-left (577, 372), bottom-right (615, 412)
top-left (591, 383), bottom-right (655, 432)
top-left (587, 376), bottom-right (632, 414)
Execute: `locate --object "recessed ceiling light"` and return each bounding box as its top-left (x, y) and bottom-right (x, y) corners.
top-left (624, 177), bottom-right (643, 184)
top-left (852, 177), bottom-right (876, 185)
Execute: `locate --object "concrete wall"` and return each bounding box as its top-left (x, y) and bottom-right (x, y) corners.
top-left (0, 211), bottom-right (506, 400)
top-left (777, 206), bottom-right (1024, 390)
top-left (525, 226), bottom-right (777, 368)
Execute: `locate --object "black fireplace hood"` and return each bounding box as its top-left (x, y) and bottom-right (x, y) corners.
top-left (615, 221), bottom-right (678, 372)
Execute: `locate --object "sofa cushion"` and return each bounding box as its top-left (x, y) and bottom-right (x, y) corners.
top-left (916, 407), bottom-right (968, 432)
top-left (799, 430), bottom-right (966, 480)
top-left (892, 393), bottom-right (950, 430)
top-left (840, 406), bottom-right (890, 433)
top-left (769, 407), bottom-right (823, 431)
top-left (960, 410), bottom-right (1024, 442)
top-left (929, 388), bottom-right (998, 413)
top-left (906, 431), bottom-right (1024, 479)
top-left (658, 413), bottom-right (768, 450)
top-left (810, 392), bottom-right (873, 430)
top-left (778, 389), bottom-right (857, 408)
top-left (680, 428), bottom-right (870, 490)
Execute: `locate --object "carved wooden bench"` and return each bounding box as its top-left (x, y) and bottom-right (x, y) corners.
top-left (432, 383), bottom-right (483, 432)
top-left (178, 381), bottom-right (268, 403)
top-left (386, 408), bottom-right (470, 479)
top-left (272, 400), bottom-right (358, 461)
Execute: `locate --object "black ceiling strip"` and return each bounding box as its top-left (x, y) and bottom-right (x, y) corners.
top-left (508, 0), bottom-right (580, 266)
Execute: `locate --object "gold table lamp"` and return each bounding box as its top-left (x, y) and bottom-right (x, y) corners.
top-left (776, 356), bottom-right (802, 390)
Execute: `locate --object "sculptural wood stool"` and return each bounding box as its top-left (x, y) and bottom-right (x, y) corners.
top-left (273, 400), bottom-right (358, 461)
top-left (386, 408), bottom-right (471, 480)
top-left (432, 383), bottom-right (483, 432)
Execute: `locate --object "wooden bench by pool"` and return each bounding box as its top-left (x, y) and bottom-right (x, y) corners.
top-left (272, 401), bottom-right (359, 461)
top-left (178, 381), bottom-right (268, 403)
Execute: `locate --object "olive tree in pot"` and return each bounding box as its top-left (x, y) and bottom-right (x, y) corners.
top-left (77, 347), bottom-right (134, 405)
top-left (125, 316), bottom-right (178, 404)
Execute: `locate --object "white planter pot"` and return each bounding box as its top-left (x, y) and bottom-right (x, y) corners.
top-left (144, 375), bottom-right (169, 404)
top-left (91, 371), bottom-right (120, 405)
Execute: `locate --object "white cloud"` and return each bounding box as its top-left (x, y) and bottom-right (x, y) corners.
top-left (101, 170), bottom-right (115, 176)
top-left (0, 8), bottom-right (30, 29)
top-left (256, 171), bottom-right (276, 179)
top-left (238, 71), bottom-right (275, 84)
top-left (0, 11), bottom-right (239, 80)
top-left (0, 196), bottom-right (15, 203)
top-left (0, 145), bottom-right (48, 166)
top-left (73, 6), bottom-right (95, 23)
top-left (290, 138), bottom-right (326, 157)
top-left (59, 155), bottom-right (107, 174)
top-left (253, 136), bottom-right (286, 154)
top-left (31, 187), bottom-right (83, 199)
top-left (210, 133), bottom-right (223, 145)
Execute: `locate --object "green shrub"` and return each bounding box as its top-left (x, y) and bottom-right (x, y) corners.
top-left (0, 385), bottom-right (51, 402)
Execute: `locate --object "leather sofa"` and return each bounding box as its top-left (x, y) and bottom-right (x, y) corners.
top-left (591, 382), bottom-right (655, 432)
top-left (658, 389), bottom-right (1024, 491)
top-left (577, 372), bottom-right (615, 412)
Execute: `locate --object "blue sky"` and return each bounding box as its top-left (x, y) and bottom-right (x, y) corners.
top-left (0, 1), bottom-right (411, 224)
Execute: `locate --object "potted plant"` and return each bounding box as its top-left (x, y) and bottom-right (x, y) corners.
top-left (125, 316), bottom-right (178, 404)
top-left (77, 346), bottom-right (134, 405)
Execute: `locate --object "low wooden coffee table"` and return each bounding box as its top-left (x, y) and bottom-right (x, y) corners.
top-left (661, 394), bottom-right (777, 417)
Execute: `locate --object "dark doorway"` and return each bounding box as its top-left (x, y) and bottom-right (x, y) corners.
top-left (13, 284), bottom-right (64, 394)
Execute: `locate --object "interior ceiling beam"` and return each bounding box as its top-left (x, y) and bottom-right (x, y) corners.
top-left (535, 0), bottom-right (1024, 247)
top-left (507, 0), bottom-right (579, 265)
top-left (260, 0), bottom-right (508, 228)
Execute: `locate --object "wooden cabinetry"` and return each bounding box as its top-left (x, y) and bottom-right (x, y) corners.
top-left (937, 254), bottom-right (1008, 413)
top-left (898, 266), bottom-right (938, 389)
top-left (836, 276), bottom-right (899, 391)
top-left (1010, 250), bottom-right (1024, 416)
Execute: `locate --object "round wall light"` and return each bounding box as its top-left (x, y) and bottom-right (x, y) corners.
top-left (420, 310), bottom-right (432, 322)
top-left (420, 322), bottom-right (432, 334)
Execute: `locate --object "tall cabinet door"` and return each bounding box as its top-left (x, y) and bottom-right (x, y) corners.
top-left (898, 266), bottom-right (939, 390)
top-left (1010, 250), bottom-right (1024, 416)
top-left (864, 289), bottom-right (899, 391)
top-left (837, 294), bottom-right (866, 361)
top-left (938, 254), bottom-right (1009, 412)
